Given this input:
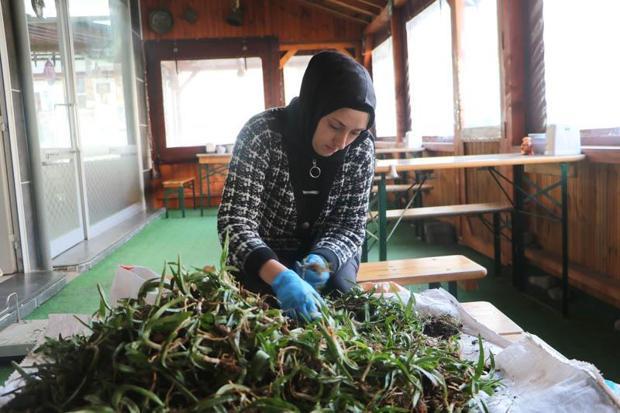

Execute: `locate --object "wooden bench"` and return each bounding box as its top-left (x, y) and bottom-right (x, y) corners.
top-left (369, 202), bottom-right (511, 221)
top-left (162, 177), bottom-right (196, 218)
top-left (367, 202), bottom-right (512, 275)
top-left (371, 183), bottom-right (433, 193)
top-left (461, 301), bottom-right (524, 342)
top-left (358, 255), bottom-right (487, 298)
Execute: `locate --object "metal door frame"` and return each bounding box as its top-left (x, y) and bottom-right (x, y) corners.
top-left (55, 0), bottom-right (90, 243)
top-left (0, 3), bottom-right (27, 272)
top-left (0, 98), bottom-right (17, 274)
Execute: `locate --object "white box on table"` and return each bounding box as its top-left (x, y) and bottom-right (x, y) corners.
top-left (546, 124), bottom-right (581, 155)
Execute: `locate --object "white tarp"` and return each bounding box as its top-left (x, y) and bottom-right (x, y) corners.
top-left (411, 287), bottom-right (620, 413)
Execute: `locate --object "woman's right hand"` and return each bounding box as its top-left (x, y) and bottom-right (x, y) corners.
top-left (271, 269), bottom-right (324, 321)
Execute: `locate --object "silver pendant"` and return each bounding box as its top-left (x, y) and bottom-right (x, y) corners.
top-left (309, 159), bottom-right (321, 178)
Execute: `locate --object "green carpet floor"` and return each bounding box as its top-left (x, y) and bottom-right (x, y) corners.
top-left (1, 207), bottom-right (619, 385)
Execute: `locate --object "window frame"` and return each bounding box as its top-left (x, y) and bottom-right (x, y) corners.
top-left (371, 36), bottom-right (398, 139)
top-left (524, 0), bottom-right (620, 153)
top-left (145, 37), bottom-right (281, 164)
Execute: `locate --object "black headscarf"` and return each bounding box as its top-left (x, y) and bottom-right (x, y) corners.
top-left (282, 51), bottom-right (376, 240)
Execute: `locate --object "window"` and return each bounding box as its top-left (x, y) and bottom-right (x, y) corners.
top-left (372, 37), bottom-right (397, 138)
top-left (406, 1), bottom-right (454, 140)
top-left (69, 0), bottom-right (133, 148)
top-left (460, 0), bottom-right (501, 130)
top-left (543, 0), bottom-right (620, 131)
top-left (283, 54), bottom-right (312, 105)
top-left (161, 58), bottom-right (265, 147)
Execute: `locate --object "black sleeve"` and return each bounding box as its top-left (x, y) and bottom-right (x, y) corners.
top-left (217, 115), bottom-right (278, 277)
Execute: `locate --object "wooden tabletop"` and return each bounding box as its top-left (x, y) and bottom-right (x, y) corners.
top-left (375, 153), bottom-right (586, 174)
top-left (375, 146), bottom-right (424, 155)
top-left (196, 153), bottom-right (232, 164)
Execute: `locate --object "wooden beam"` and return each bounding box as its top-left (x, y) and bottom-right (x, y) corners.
top-left (365, 7), bottom-right (389, 34)
top-left (449, 0), bottom-right (468, 239)
top-left (390, 6), bottom-right (409, 142)
top-left (364, 0), bottom-right (407, 35)
top-left (280, 41), bottom-right (358, 51)
top-left (336, 47), bottom-right (354, 58)
top-left (323, 0), bottom-right (378, 17)
top-left (353, 0), bottom-right (385, 11)
top-left (362, 34), bottom-right (373, 76)
top-left (279, 48), bottom-right (298, 69)
top-left (498, 0), bottom-right (527, 151)
top-left (290, 0), bottom-right (370, 24)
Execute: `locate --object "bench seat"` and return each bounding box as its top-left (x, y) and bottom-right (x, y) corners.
top-left (371, 183), bottom-right (433, 193)
top-left (358, 255), bottom-right (487, 297)
top-left (162, 177), bottom-right (195, 189)
top-left (369, 202), bottom-right (512, 221)
top-left (461, 301), bottom-right (524, 341)
top-left (162, 177), bottom-right (196, 218)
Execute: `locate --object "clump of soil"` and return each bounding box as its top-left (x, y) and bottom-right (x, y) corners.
top-left (423, 315), bottom-right (462, 339)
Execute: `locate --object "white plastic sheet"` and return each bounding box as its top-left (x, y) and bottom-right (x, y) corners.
top-left (486, 334), bottom-right (620, 412)
top-left (109, 265), bottom-right (161, 305)
top-left (410, 288), bottom-right (620, 412)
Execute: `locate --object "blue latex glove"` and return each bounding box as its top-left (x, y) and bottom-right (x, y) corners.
top-left (272, 269), bottom-right (324, 321)
top-left (605, 379), bottom-right (620, 396)
top-left (293, 254), bottom-right (330, 291)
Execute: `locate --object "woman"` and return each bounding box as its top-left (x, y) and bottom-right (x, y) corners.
top-left (218, 51), bottom-right (376, 320)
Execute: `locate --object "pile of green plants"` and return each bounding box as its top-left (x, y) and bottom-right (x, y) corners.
top-left (4, 248), bottom-right (500, 412)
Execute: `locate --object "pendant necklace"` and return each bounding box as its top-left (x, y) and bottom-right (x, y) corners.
top-left (309, 159), bottom-right (321, 178)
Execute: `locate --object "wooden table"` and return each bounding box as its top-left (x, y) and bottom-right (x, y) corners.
top-left (196, 153), bottom-right (232, 214)
top-left (375, 145), bottom-right (424, 156)
top-left (373, 153), bottom-right (586, 315)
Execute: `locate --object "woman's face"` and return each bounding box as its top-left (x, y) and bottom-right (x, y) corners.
top-left (312, 108), bottom-right (369, 157)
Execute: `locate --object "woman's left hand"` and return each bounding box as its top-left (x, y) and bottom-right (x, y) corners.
top-left (294, 254), bottom-right (330, 291)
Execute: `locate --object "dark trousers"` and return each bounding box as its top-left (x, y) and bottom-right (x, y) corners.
top-left (234, 250), bottom-right (360, 299)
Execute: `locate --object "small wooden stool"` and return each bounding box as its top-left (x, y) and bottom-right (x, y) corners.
top-left (162, 177), bottom-right (196, 218)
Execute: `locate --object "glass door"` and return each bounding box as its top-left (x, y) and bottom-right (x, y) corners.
top-left (68, 0), bottom-right (142, 236)
top-left (25, 0), bottom-right (85, 257)
top-left (24, 0), bottom-right (143, 258)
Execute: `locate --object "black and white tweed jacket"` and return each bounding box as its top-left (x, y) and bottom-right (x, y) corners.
top-left (217, 109), bottom-right (375, 276)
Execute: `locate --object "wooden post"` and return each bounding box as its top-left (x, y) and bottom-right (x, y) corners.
top-left (449, 0), bottom-right (469, 239)
top-left (498, 0), bottom-right (527, 152)
top-left (362, 34), bottom-right (374, 74)
top-left (390, 6), bottom-right (411, 144)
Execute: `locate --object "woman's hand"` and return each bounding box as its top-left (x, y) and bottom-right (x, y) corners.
top-left (294, 254), bottom-right (331, 291)
top-left (271, 269), bottom-right (324, 321)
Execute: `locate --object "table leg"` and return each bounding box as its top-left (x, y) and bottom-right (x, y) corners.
top-left (448, 281), bottom-right (458, 298)
top-left (192, 180), bottom-right (196, 209)
top-left (512, 165), bottom-right (525, 289)
top-left (164, 189), bottom-right (169, 218)
top-left (561, 163), bottom-right (569, 316)
top-left (493, 212), bottom-right (501, 277)
top-left (179, 187), bottom-right (185, 218)
top-left (379, 173), bottom-right (388, 261)
top-left (206, 165), bottom-right (212, 208)
top-left (198, 164), bottom-right (204, 216)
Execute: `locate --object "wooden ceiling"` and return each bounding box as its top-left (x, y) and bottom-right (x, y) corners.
top-left (289, 0), bottom-right (388, 25)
